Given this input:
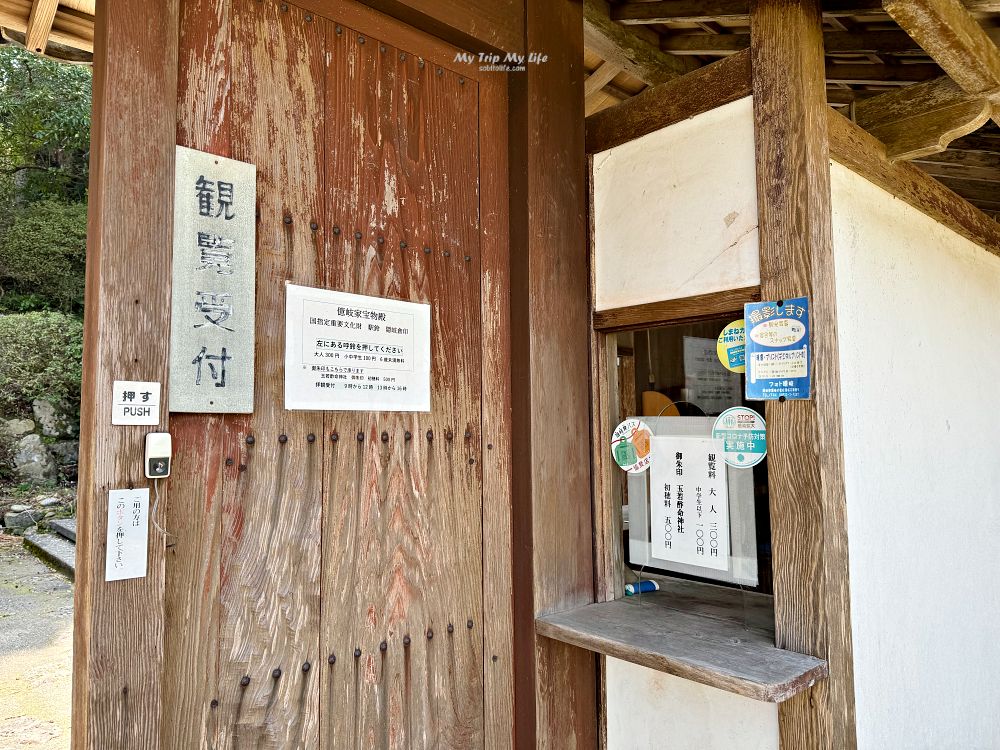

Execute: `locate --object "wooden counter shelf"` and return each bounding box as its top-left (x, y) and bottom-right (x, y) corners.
top-left (535, 580), bottom-right (828, 703)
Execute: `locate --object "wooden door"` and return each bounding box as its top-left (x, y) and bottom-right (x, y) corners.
top-left (164, 1), bottom-right (494, 748)
top-left (320, 7), bottom-right (484, 750)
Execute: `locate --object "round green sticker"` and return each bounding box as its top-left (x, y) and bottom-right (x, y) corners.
top-left (712, 407), bottom-right (766, 468)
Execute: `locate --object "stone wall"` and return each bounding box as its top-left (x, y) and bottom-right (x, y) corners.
top-left (0, 400), bottom-right (79, 485)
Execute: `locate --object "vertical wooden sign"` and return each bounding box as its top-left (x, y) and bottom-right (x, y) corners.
top-left (168, 145), bottom-right (256, 413)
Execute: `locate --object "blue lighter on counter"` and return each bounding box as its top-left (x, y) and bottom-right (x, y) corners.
top-left (624, 580), bottom-right (660, 596)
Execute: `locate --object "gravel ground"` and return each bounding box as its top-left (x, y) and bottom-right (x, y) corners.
top-left (0, 534), bottom-right (72, 749)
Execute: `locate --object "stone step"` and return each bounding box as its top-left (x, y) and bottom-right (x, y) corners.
top-left (50, 516), bottom-right (76, 543)
top-left (23, 530), bottom-right (75, 579)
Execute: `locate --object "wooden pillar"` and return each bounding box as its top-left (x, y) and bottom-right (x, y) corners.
top-left (72, 1), bottom-right (179, 748)
top-left (510, 0), bottom-right (598, 745)
top-left (749, 1), bottom-right (857, 748)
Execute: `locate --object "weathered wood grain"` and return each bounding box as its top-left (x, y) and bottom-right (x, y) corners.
top-left (886, 0), bottom-right (1000, 127)
top-left (590, 332), bottom-right (623, 604)
top-left (592, 286), bottom-right (759, 332)
top-left (536, 592), bottom-right (829, 703)
top-left (295, 0), bottom-right (493, 79)
top-left (750, 0), bottom-right (856, 746)
top-left (521, 0), bottom-right (598, 747)
top-left (73, 1), bottom-right (178, 748)
top-left (215, 3), bottom-right (326, 747)
top-left (855, 76), bottom-right (993, 161)
top-left (478, 69), bottom-right (515, 750)
top-left (161, 1), bottom-right (233, 747)
top-left (357, 0), bottom-right (522, 53)
top-left (828, 108), bottom-right (1000, 255)
top-left (583, 0), bottom-right (696, 85)
top-left (585, 49), bottom-right (751, 154)
top-left (320, 14), bottom-right (484, 749)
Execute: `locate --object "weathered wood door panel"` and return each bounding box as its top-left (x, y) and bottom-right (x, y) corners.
top-left (164, 1), bottom-right (488, 748)
top-left (320, 15), bottom-right (484, 750)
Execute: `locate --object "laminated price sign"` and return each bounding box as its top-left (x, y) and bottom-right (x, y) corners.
top-left (744, 297), bottom-right (811, 401)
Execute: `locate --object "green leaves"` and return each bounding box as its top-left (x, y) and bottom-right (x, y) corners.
top-left (0, 311), bottom-right (84, 417)
top-left (0, 200), bottom-right (88, 313)
top-left (0, 45), bottom-right (92, 203)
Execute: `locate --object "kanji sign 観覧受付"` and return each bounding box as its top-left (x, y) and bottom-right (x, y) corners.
top-left (168, 146), bottom-right (257, 413)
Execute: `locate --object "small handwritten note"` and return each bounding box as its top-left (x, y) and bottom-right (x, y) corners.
top-left (104, 488), bottom-right (149, 582)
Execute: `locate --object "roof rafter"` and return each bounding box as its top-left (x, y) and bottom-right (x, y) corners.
top-left (612, 0), bottom-right (1000, 25)
top-left (885, 0), bottom-right (1000, 127)
top-left (660, 28), bottom-right (1000, 55)
top-left (24, 0), bottom-right (57, 53)
top-left (583, 0), bottom-right (697, 85)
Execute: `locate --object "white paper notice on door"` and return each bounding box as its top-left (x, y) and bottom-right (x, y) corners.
top-left (105, 488), bottom-right (149, 582)
top-left (284, 284), bottom-right (432, 412)
top-left (649, 436), bottom-right (730, 571)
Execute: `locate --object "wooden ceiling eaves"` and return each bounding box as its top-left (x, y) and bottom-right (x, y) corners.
top-left (586, 0), bottom-right (1000, 224)
top-left (0, 0), bottom-right (94, 58)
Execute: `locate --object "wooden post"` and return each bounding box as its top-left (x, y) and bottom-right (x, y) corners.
top-left (749, 1), bottom-right (857, 747)
top-left (511, 0), bottom-right (599, 745)
top-left (73, 1), bottom-right (179, 748)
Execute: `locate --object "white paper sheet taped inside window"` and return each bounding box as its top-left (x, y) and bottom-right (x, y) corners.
top-left (628, 416), bottom-right (758, 587)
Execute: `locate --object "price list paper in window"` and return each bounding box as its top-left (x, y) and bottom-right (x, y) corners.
top-left (649, 436), bottom-right (730, 571)
top-left (285, 284), bottom-right (431, 412)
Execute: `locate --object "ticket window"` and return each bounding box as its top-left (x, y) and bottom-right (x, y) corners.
top-left (613, 316), bottom-right (773, 595)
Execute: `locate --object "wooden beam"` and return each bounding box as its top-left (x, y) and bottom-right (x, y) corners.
top-left (932, 173), bottom-right (1000, 200)
top-left (885, 0), bottom-right (1000, 92)
top-left (825, 62), bottom-right (942, 84)
top-left (514, 0), bottom-right (597, 746)
top-left (661, 29), bottom-right (1000, 56)
top-left (583, 0), bottom-right (697, 86)
top-left (916, 147), bottom-right (1000, 169)
top-left (584, 60), bottom-right (623, 99)
top-left (854, 75), bottom-right (993, 159)
top-left (614, 0), bottom-right (1000, 24)
top-left (24, 0), bottom-right (57, 52)
top-left (73, 0), bottom-right (179, 748)
top-left (916, 161), bottom-right (1000, 183)
top-left (592, 286), bottom-right (759, 332)
top-left (828, 108), bottom-right (1000, 254)
top-left (0, 0), bottom-right (95, 52)
top-left (826, 88), bottom-right (887, 104)
top-left (586, 49), bottom-right (752, 153)
top-left (749, 0), bottom-right (856, 747)
top-left (949, 131), bottom-right (1000, 150)
top-left (885, 0), bottom-right (1000, 127)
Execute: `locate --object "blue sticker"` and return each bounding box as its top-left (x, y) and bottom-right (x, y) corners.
top-left (744, 297), bottom-right (811, 401)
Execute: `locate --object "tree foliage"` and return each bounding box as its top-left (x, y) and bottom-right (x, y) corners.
top-left (0, 44), bottom-right (92, 205)
top-left (0, 200), bottom-right (88, 312)
top-left (0, 311), bottom-right (84, 416)
top-left (0, 44), bottom-right (91, 423)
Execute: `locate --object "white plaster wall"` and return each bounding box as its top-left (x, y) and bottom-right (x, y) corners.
top-left (606, 658), bottom-right (779, 750)
top-left (832, 162), bottom-right (1000, 750)
top-left (592, 96), bottom-right (760, 311)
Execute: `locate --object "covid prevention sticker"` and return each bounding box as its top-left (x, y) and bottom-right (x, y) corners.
top-left (716, 319), bottom-right (746, 373)
top-left (712, 407), bottom-right (767, 468)
top-left (611, 418), bottom-right (654, 473)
